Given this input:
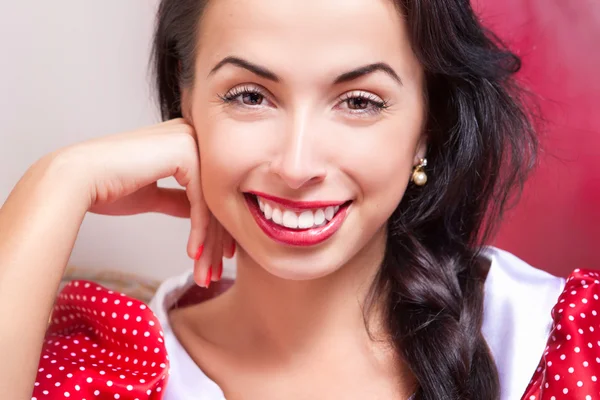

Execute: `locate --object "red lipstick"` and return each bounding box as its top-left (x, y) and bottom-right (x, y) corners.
top-left (244, 193), bottom-right (351, 247)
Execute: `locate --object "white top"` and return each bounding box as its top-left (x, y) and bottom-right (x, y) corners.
top-left (149, 247), bottom-right (566, 400)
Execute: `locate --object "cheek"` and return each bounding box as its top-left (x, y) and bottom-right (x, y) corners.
top-left (337, 122), bottom-right (422, 208)
top-left (193, 109), bottom-right (277, 209)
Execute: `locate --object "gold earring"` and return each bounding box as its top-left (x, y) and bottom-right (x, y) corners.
top-left (412, 158), bottom-right (428, 186)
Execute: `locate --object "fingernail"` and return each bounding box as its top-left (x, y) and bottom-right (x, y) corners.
top-left (194, 244), bottom-right (204, 261)
top-left (231, 242), bottom-right (236, 256)
top-left (205, 265), bottom-right (212, 288)
top-left (217, 261), bottom-right (223, 280)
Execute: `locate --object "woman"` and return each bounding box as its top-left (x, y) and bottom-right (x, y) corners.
top-left (1, 0), bottom-right (597, 399)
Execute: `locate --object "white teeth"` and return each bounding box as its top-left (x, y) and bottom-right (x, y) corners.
top-left (263, 203), bottom-right (273, 220)
top-left (255, 196), bottom-right (344, 230)
top-left (314, 209), bottom-right (325, 225)
top-left (324, 206), bottom-right (335, 221)
top-left (272, 208), bottom-right (283, 224)
top-left (282, 210), bottom-right (298, 228)
top-left (298, 211), bottom-right (314, 229)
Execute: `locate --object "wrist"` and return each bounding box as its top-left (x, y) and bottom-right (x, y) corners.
top-left (28, 149), bottom-right (94, 213)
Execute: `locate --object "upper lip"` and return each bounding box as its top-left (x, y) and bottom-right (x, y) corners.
top-left (248, 191), bottom-right (349, 211)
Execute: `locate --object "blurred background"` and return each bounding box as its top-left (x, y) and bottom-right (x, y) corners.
top-left (0, 0), bottom-right (598, 283)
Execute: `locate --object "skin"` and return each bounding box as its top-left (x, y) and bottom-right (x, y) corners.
top-left (173, 0), bottom-right (426, 398)
top-left (0, 0), bottom-right (426, 398)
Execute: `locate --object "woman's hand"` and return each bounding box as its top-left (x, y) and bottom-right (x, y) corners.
top-left (0, 118), bottom-right (232, 399)
top-left (59, 118), bottom-right (233, 285)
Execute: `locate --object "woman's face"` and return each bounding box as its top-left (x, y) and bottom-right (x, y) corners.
top-left (185, 0), bottom-right (426, 280)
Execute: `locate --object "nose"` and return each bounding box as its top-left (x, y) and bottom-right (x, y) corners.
top-left (269, 111), bottom-right (327, 190)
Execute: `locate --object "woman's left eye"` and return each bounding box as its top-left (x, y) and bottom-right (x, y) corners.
top-left (337, 91), bottom-right (388, 115)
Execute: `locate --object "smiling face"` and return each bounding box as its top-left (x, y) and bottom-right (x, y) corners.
top-left (184, 0), bottom-right (426, 280)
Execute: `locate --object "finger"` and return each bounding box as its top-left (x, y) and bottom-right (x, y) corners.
top-left (88, 184), bottom-right (191, 218)
top-left (170, 126), bottom-right (211, 260)
top-left (211, 224), bottom-right (224, 282)
top-left (193, 215), bottom-right (216, 288)
top-left (150, 187), bottom-right (191, 218)
top-left (221, 229), bottom-right (236, 259)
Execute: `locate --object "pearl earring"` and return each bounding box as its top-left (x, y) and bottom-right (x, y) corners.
top-left (412, 158), bottom-right (428, 186)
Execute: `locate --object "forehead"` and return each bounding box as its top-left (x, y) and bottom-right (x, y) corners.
top-left (197, 0), bottom-right (420, 79)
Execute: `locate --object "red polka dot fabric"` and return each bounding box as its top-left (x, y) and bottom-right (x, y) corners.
top-left (30, 268), bottom-right (600, 399)
top-left (523, 268), bottom-right (600, 400)
top-left (31, 280), bottom-right (169, 399)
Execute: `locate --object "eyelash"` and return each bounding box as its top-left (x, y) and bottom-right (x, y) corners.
top-left (218, 85), bottom-right (390, 116)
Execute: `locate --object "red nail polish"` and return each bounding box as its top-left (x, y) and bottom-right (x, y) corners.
top-left (194, 244), bottom-right (204, 261)
top-left (205, 266), bottom-right (212, 288)
top-left (217, 261), bottom-right (223, 280)
top-left (231, 242), bottom-right (236, 256)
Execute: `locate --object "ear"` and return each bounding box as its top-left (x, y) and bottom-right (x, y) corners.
top-left (413, 134), bottom-right (428, 165)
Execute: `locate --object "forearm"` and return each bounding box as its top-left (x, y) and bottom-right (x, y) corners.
top-left (0, 153), bottom-right (89, 399)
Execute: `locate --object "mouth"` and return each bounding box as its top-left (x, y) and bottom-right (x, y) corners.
top-left (244, 192), bottom-right (352, 247)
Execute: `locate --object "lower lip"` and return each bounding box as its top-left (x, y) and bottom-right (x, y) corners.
top-left (245, 195), bottom-right (351, 247)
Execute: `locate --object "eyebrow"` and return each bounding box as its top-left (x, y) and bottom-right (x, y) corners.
top-left (208, 56), bottom-right (403, 86)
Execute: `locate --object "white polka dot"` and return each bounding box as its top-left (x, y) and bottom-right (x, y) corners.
top-left (144, 332), bottom-right (150, 337)
top-left (577, 381), bottom-right (583, 387)
top-left (107, 380), bottom-right (113, 387)
top-left (63, 392), bottom-right (70, 397)
top-left (593, 376), bottom-right (598, 382)
top-left (584, 361), bottom-right (590, 367)
top-left (94, 390), bottom-right (100, 395)
top-left (569, 367), bottom-right (575, 373)
top-left (555, 374), bottom-right (561, 380)
top-left (124, 314), bottom-right (129, 320)
top-left (561, 354), bottom-right (567, 360)
top-left (87, 377), bottom-right (93, 383)
top-left (563, 388), bottom-right (569, 394)
top-left (576, 347), bottom-right (581, 353)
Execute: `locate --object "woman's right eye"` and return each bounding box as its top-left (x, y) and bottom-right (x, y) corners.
top-left (239, 92), bottom-right (264, 106)
top-left (219, 85), bottom-right (272, 108)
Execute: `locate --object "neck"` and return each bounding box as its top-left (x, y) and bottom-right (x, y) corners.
top-left (226, 228), bottom-right (389, 356)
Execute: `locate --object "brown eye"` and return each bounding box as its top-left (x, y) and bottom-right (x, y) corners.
top-left (242, 92), bottom-right (264, 105)
top-left (347, 97), bottom-right (370, 110)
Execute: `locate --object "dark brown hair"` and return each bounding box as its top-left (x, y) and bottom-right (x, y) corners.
top-left (151, 1), bottom-right (537, 398)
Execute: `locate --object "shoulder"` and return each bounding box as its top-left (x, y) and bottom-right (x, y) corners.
top-left (33, 280), bottom-right (169, 399)
top-left (481, 247), bottom-right (566, 399)
top-left (523, 268), bottom-right (600, 399)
